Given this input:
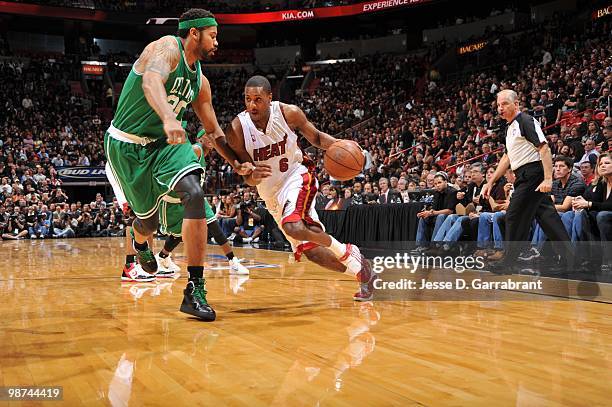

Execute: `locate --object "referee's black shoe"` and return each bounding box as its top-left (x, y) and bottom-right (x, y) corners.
top-left (486, 259), bottom-right (515, 275)
top-left (517, 247), bottom-right (541, 262)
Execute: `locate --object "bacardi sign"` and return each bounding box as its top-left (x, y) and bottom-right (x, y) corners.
top-left (592, 5), bottom-right (612, 20)
top-left (457, 40), bottom-right (487, 55)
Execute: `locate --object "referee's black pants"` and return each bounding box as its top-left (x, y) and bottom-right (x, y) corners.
top-left (505, 161), bottom-right (573, 264)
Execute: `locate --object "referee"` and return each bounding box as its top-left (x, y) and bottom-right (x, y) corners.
top-left (482, 89), bottom-right (573, 272)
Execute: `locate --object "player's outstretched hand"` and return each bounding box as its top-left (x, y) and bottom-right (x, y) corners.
top-left (232, 161), bottom-right (272, 180)
top-left (250, 162), bottom-right (273, 181)
top-left (233, 160), bottom-right (255, 175)
top-left (164, 118), bottom-right (186, 145)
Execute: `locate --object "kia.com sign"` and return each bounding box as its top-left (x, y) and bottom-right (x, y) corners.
top-left (0, 0), bottom-right (432, 24)
top-left (215, 0), bottom-right (432, 24)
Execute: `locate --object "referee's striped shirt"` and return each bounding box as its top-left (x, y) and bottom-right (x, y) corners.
top-left (503, 112), bottom-right (547, 170)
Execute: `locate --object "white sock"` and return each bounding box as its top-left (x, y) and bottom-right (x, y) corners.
top-left (328, 237), bottom-right (347, 259)
top-left (344, 266), bottom-right (358, 277)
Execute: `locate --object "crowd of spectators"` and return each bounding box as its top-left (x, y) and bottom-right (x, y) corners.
top-left (287, 16), bottom-right (610, 265)
top-left (0, 12), bottom-right (610, 249)
top-left (0, 190), bottom-right (131, 240)
top-left (298, 17), bottom-right (611, 190)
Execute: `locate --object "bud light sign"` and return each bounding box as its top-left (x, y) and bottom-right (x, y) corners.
top-left (57, 166), bottom-right (107, 183)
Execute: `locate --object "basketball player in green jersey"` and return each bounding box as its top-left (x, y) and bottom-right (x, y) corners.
top-left (156, 129), bottom-right (250, 276)
top-left (104, 8), bottom-right (270, 321)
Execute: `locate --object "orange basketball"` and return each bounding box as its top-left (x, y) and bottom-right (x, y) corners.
top-left (324, 140), bottom-right (365, 181)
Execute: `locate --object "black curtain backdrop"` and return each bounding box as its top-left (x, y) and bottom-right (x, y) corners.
top-left (318, 203), bottom-right (424, 246)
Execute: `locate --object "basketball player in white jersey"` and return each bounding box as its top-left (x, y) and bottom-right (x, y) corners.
top-left (216, 76), bottom-right (376, 301)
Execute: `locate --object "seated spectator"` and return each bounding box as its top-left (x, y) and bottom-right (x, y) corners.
top-left (75, 212), bottom-right (95, 237)
top-left (233, 201), bottom-right (264, 243)
top-left (218, 195), bottom-right (238, 238)
top-left (0, 205), bottom-right (10, 230)
top-left (93, 211), bottom-right (111, 237)
top-left (211, 196), bottom-right (222, 214)
top-left (2, 206), bottom-right (29, 240)
top-left (474, 168), bottom-right (515, 259)
top-left (257, 205), bottom-right (288, 248)
top-left (107, 213), bottom-right (124, 236)
top-left (436, 164), bottom-right (505, 246)
top-left (53, 213), bottom-right (75, 238)
top-left (315, 184), bottom-right (331, 210)
top-left (584, 121), bottom-right (604, 145)
top-left (414, 172), bottom-right (457, 248)
top-left (524, 156), bottom-right (586, 257)
top-left (362, 182), bottom-right (378, 204)
top-left (341, 188), bottom-right (353, 210)
top-left (0, 177), bottom-right (12, 195)
top-left (389, 177), bottom-right (399, 190)
top-left (580, 158), bottom-right (596, 186)
top-left (601, 125), bottom-right (611, 152)
top-left (397, 178), bottom-right (411, 203)
top-left (29, 212), bottom-right (50, 239)
top-left (572, 152), bottom-right (612, 269)
top-left (432, 164), bottom-right (483, 242)
top-left (350, 182), bottom-right (364, 205)
top-left (597, 88), bottom-right (610, 112)
top-left (578, 139), bottom-right (600, 167)
top-left (377, 178), bottom-right (401, 204)
top-left (325, 187), bottom-right (344, 210)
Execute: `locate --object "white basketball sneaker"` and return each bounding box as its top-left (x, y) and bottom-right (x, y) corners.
top-left (156, 254), bottom-right (180, 277)
top-left (121, 263), bottom-right (156, 282)
top-left (229, 257), bottom-right (250, 275)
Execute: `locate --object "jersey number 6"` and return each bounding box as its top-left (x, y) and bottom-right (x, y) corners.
top-left (279, 158), bottom-right (289, 172)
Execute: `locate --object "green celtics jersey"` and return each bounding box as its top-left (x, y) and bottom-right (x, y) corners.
top-left (112, 36), bottom-right (202, 139)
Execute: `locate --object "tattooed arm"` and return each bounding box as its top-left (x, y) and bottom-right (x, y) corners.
top-left (139, 36), bottom-right (185, 144)
top-left (280, 103), bottom-right (337, 150)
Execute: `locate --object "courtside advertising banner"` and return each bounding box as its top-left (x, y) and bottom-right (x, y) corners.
top-left (0, 0), bottom-right (432, 24)
top-left (216, 0), bottom-right (432, 24)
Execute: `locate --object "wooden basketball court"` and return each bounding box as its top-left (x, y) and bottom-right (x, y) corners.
top-left (1, 238), bottom-right (610, 405)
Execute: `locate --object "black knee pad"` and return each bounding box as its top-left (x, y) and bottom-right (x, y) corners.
top-left (208, 220), bottom-right (228, 245)
top-left (173, 173), bottom-right (206, 219)
top-left (133, 215), bottom-right (159, 236)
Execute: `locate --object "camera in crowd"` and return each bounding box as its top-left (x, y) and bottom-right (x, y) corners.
top-left (240, 201), bottom-right (254, 212)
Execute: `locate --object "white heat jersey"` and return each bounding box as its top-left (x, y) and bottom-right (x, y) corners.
top-left (239, 101), bottom-right (305, 201)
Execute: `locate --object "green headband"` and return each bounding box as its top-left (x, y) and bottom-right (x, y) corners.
top-left (196, 129), bottom-right (206, 138)
top-left (178, 17), bottom-right (218, 30)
